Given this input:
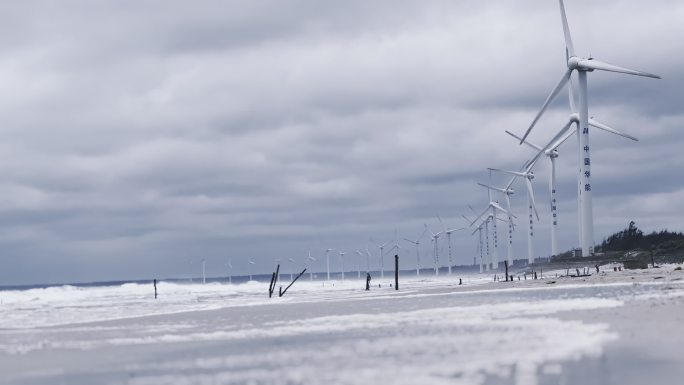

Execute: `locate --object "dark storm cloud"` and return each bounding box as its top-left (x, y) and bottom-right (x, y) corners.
top-left (0, 0), bottom-right (681, 285)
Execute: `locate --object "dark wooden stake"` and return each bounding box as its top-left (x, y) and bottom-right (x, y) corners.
top-left (153, 279), bottom-right (157, 299)
top-left (534, 271), bottom-right (538, 280)
top-left (394, 254), bottom-right (399, 291)
top-left (459, 278), bottom-right (462, 285)
top-left (366, 273), bottom-right (371, 291)
top-left (279, 268), bottom-right (307, 297)
top-left (269, 264), bottom-right (280, 298)
top-left (504, 260), bottom-right (509, 282)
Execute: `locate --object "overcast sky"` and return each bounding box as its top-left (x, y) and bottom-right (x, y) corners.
top-left (0, 0), bottom-right (682, 285)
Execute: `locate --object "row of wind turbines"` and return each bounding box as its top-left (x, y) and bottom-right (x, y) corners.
top-left (207, 1), bottom-right (660, 283)
top-left (466, 0), bottom-right (659, 272)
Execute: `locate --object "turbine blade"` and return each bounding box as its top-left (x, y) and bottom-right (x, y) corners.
top-left (526, 179), bottom-right (540, 221)
top-left (521, 69), bottom-right (572, 143)
top-left (578, 59), bottom-right (661, 79)
top-left (589, 117), bottom-right (638, 141)
top-left (506, 130), bottom-right (543, 151)
top-left (489, 168), bottom-right (527, 178)
top-left (477, 182), bottom-right (507, 194)
top-left (559, 0), bottom-right (575, 57)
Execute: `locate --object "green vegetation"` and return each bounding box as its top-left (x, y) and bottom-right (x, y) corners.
top-left (595, 221), bottom-right (684, 253)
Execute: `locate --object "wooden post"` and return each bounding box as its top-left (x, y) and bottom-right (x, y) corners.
top-left (366, 273), bottom-right (371, 291)
top-left (459, 278), bottom-right (462, 285)
top-left (504, 261), bottom-right (509, 282)
top-left (534, 271), bottom-right (537, 280)
top-left (279, 268), bottom-right (307, 297)
top-left (394, 254), bottom-right (399, 291)
top-left (153, 279), bottom-right (157, 299)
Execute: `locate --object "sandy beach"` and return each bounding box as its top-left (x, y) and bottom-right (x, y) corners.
top-left (1, 265), bottom-right (683, 385)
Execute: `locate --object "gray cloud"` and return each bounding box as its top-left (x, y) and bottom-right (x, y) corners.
top-left (0, 0), bottom-right (681, 285)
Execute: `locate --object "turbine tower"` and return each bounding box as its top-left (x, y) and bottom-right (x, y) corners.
top-left (438, 216), bottom-right (466, 275)
top-left (287, 257), bottom-right (296, 281)
top-left (477, 182), bottom-right (515, 266)
top-left (354, 250), bottom-right (364, 279)
top-left (338, 251), bottom-right (346, 281)
top-left (489, 166), bottom-right (539, 264)
top-left (306, 250), bottom-right (316, 281)
top-left (425, 224), bottom-right (443, 275)
top-left (470, 195), bottom-right (513, 270)
top-left (520, 0), bottom-right (660, 257)
top-left (507, 114), bottom-right (637, 257)
top-left (403, 226), bottom-right (428, 276)
top-left (247, 258), bottom-right (255, 281)
top-left (225, 258), bottom-right (233, 284)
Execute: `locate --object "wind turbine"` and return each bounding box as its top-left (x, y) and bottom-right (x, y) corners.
top-left (507, 83), bottom-right (638, 257)
top-left (476, 182), bottom-right (516, 267)
top-left (287, 257), bottom-right (296, 281)
top-left (403, 226), bottom-right (428, 276)
top-left (306, 250), bottom-right (316, 281)
top-left (337, 251), bottom-right (346, 281)
top-left (202, 259), bottom-right (207, 284)
top-left (519, 0), bottom-right (660, 257)
top-left (424, 224), bottom-right (443, 275)
top-left (438, 216), bottom-right (466, 275)
top-left (325, 248), bottom-right (335, 281)
top-left (354, 250), bottom-right (364, 279)
top-left (489, 166), bottom-right (539, 264)
top-left (377, 241), bottom-right (388, 279)
top-left (470, 193), bottom-right (513, 270)
top-left (247, 258), bottom-right (256, 281)
top-left (225, 258), bottom-right (233, 284)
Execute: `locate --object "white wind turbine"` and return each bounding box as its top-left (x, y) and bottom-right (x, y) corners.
top-left (470, 193), bottom-right (513, 270)
top-left (424, 224), bottom-right (443, 275)
top-left (337, 251), bottom-right (346, 281)
top-left (507, 114), bottom-right (637, 257)
top-left (354, 250), bottom-right (364, 279)
top-left (403, 227), bottom-right (428, 277)
top-left (306, 250), bottom-right (316, 281)
top-left (248, 258), bottom-right (256, 281)
top-left (438, 216), bottom-right (466, 275)
top-left (225, 258), bottom-right (233, 284)
top-left (476, 182), bottom-right (516, 267)
top-left (377, 241), bottom-right (388, 279)
top-left (202, 259), bottom-right (207, 284)
top-left (287, 257), bottom-right (296, 281)
top-left (489, 165), bottom-right (539, 264)
top-left (519, 0), bottom-right (660, 257)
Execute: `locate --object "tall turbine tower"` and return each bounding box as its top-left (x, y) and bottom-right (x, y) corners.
top-left (306, 250), bottom-right (316, 281)
top-left (438, 216), bottom-right (466, 275)
top-left (489, 166), bottom-right (539, 264)
top-left (470, 195), bottom-right (512, 270)
top-left (477, 182), bottom-right (515, 266)
top-left (403, 227), bottom-right (428, 276)
top-left (425, 224), bottom-right (443, 275)
top-left (520, 0), bottom-right (660, 256)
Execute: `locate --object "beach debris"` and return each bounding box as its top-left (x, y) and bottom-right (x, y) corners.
top-left (534, 271), bottom-right (538, 280)
top-left (153, 279), bottom-right (157, 299)
top-left (395, 254), bottom-right (399, 291)
top-left (279, 268), bottom-right (307, 297)
top-left (459, 278), bottom-right (463, 285)
top-left (269, 264), bottom-right (280, 298)
top-left (546, 281), bottom-right (556, 284)
top-left (366, 273), bottom-right (371, 291)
